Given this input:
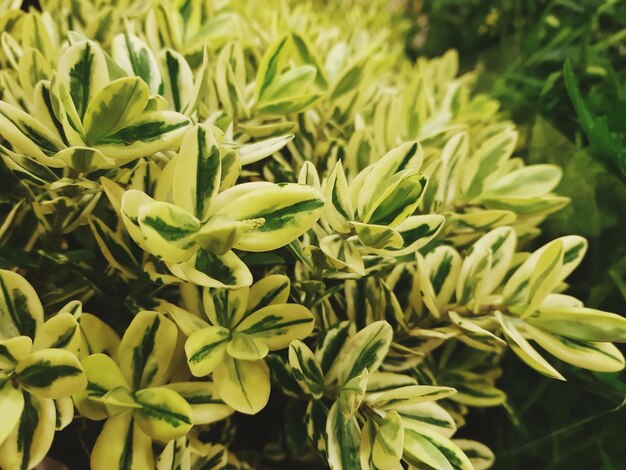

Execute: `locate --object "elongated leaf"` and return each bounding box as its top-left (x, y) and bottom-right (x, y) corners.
top-left (481, 164), bottom-right (562, 198)
top-left (16, 348), bottom-right (86, 399)
top-left (213, 183), bottom-right (325, 252)
top-left (134, 386), bottom-right (193, 441)
top-left (255, 34), bottom-right (290, 101)
top-left (454, 439), bottom-right (495, 470)
top-left (372, 214), bottom-right (445, 257)
top-left (94, 111), bottom-right (190, 160)
top-left (237, 134), bottom-right (294, 166)
top-left (79, 314), bottom-right (121, 360)
top-left (160, 48), bottom-right (193, 113)
top-left (326, 400), bottom-right (361, 470)
top-left (213, 356), bottom-right (270, 415)
top-left (496, 312), bottom-right (564, 380)
top-left (0, 269), bottom-right (43, 340)
top-left (373, 385), bottom-right (456, 409)
top-left (333, 321), bottom-right (393, 385)
top-left (172, 123), bottom-right (221, 222)
top-left (235, 303), bottom-right (314, 351)
top-left (289, 340), bottom-right (324, 399)
top-left (527, 307), bottom-right (626, 342)
top-left (118, 311), bottom-right (178, 390)
top-left (373, 410), bottom-right (404, 470)
top-left (403, 420), bottom-right (472, 470)
top-left (0, 393), bottom-right (55, 470)
top-left (316, 321), bottom-right (352, 376)
top-left (203, 287), bottom-right (248, 329)
top-left (91, 413), bottom-right (154, 470)
top-left (55, 39), bottom-right (108, 121)
top-left (525, 323), bottom-right (624, 372)
top-left (0, 375), bottom-right (24, 447)
top-left (112, 33), bottom-right (162, 94)
top-left (396, 401), bottom-right (456, 438)
top-left (165, 381), bottom-right (234, 425)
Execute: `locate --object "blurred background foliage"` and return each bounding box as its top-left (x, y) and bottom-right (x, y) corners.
top-left (402, 0), bottom-right (626, 468)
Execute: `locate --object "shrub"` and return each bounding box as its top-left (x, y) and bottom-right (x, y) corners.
top-left (0, 1), bottom-right (624, 469)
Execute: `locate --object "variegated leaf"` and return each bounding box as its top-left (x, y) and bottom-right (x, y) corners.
top-left (16, 348), bottom-right (86, 399)
top-left (91, 413), bottom-right (154, 470)
top-left (526, 307), bottom-right (626, 342)
top-left (289, 340), bottom-right (325, 399)
top-left (213, 356), bottom-right (270, 415)
top-left (234, 304), bottom-right (315, 351)
top-left (118, 311), bottom-right (178, 390)
top-left (325, 400), bottom-right (361, 470)
top-left (373, 410), bottom-right (404, 470)
top-left (134, 386), bottom-right (193, 441)
top-left (0, 374), bottom-right (24, 446)
top-left (184, 326), bottom-right (230, 377)
top-left (112, 33), bottom-right (162, 94)
top-left (32, 313), bottom-right (81, 355)
top-left (0, 392), bottom-right (55, 470)
top-left (212, 183), bottom-right (325, 252)
top-left (0, 269), bottom-right (43, 338)
top-left (165, 381), bottom-right (234, 425)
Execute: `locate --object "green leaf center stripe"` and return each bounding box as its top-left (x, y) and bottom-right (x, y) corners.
top-left (559, 336), bottom-right (623, 361)
top-left (234, 359), bottom-right (253, 409)
top-left (398, 412), bottom-right (454, 428)
top-left (131, 316), bottom-right (160, 390)
top-left (119, 416), bottom-right (134, 470)
top-left (414, 432), bottom-right (463, 468)
top-left (0, 344), bottom-right (17, 364)
top-left (430, 252), bottom-right (453, 295)
top-left (141, 213), bottom-right (198, 241)
top-left (39, 84), bottom-right (70, 146)
top-left (254, 199), bottom-right (325, 232)
top-left (250, 282), bottom-right (289, 312)
top-left (318, 325), bottom-right (350, 373)
top-left (400, 222), bottom-right (439, 245)
top-left (124, 34), bottom-right (154, 88)
top-left (489, 234), bottom-right (509, 266)
top-left (194, 128), bottom-right (220, 219)
top-left (70, 41), bottom-right (94, 119)
top-left (0, 276), bottom-right (36, 338)
top-left (188, 337), bottom-right (230, 364)
top-left (346, 324), bottom-right (388, 379)
top-left (239, 315), bottom-right (312, 335)
top-left (165, 51), bottom-right (182, 111)
top-left (50, 325), bottom-right (78, 348)
top-left (99, 119), bottom-right (188, 145)
top-left (17, 393), bottom-right (39, 470)
top-left (0, 108), bottom-right (60, 156)
top-left (564, 242), bottom-right (585, 264)
top-left (397, 142), bottom-right (419, 172)
top-left (183, 394), bottom-right (225, 405)
top-left (18, 361), bottom-right (83, 387)
top-left (86, 381), bottom-right (109, 397)
top-left (136, 401), bottom-right (192, 426)
top-left (195, 250), bottom-right (237, 285)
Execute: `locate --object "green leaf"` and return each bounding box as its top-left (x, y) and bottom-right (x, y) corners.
top-left (372, 410), bottom-right (404, 470)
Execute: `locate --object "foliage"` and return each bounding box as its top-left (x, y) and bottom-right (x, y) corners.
top-left (0, 0), bottom-right (624, 469)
